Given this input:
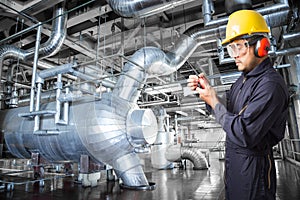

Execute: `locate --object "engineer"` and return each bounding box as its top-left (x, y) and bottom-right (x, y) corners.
top-left (187, 10), bottom-right (289, 200)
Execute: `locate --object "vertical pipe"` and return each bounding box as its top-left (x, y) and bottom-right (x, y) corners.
top-left (63, 86), bottom-right (69, 124)
top-left (288, 55), bottom-right (300, 160)
top-left (174, 114), bottom-right (178, 144)
top-left (55, 74), bottom-right (62, 124)
top-left (34, 82), bottom-right (43, 132)
top-left (208, 58), bottom-right (214, 86)
top-left (202, 0), bottom-right (214, 26)
top-left (30, 22), bottom-right (42, 112)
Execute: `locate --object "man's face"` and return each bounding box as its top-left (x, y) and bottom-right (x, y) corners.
top-left (227, 39), bottom-right (257, 72)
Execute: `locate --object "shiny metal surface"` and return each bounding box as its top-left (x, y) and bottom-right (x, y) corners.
top-left (165, 144), bottom-right (209, 170)
top-left (0, 91), bottom-right (159, 187)
top-left (107, 0), bottom-right (197, 18)
top-left (0, 5), bottom-right (66, 88)
top-left (0, 152), bottom-right (298, 199)
top-left (0, 0), bottom-right (297, 192)
top-left (151, 108), bottom-right (173, 169)
top-left (0, 5), bottom-right (66, 62)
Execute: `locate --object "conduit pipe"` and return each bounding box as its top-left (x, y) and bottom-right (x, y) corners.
top-left (106, 0), bottom-right (197, 18)
top-left (283, 32), bottom-right (300, 41)
top-left (30, 23), bottom-right (42, 131)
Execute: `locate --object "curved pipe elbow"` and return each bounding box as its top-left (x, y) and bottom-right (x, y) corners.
top-left (0, 5), bottom-right (67, 64)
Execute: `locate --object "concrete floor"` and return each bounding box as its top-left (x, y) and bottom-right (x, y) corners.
top-left (0, 152), bottom-right (299, 200)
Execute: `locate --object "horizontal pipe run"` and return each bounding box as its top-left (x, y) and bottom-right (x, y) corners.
top-left (38, 63), bottom-right (76, 79)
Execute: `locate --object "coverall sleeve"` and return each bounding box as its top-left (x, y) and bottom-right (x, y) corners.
top-left (213, 81), bottom-right (287, 148)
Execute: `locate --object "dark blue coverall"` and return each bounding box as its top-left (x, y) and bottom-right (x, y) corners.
top-left (213, 58), bottom-right (289, 200)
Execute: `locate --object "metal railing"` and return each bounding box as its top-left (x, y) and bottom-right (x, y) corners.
top-left (281, 138), bottom-right (300, 166)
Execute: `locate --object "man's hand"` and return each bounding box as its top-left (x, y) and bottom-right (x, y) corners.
top-left (187, 74), bottom-right (199, 91)
top-left (187, 73), bottom-right (219, 109)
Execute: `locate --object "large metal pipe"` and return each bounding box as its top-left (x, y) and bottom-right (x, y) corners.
top-left (0, 92), bottom-right (158, 187)
top-left (0, 5), bottom-right (67, 83)
top-left (106, 0), bottom-right (197, 18)
top-left (112, 7), bottom-right (290, 104)
top-left (224, 0), bottom-right (252, 15)
top-left (283, 32), bottom-right (300, 41)
top-left (203, 0), bottom-right (289, 27)
top-left (165, 144), bottom-right (209, 169)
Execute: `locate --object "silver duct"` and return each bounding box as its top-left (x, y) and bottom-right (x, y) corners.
top-left (224, 0), bottom-right (252, 14)
top-left (165, 144), bottom-right (209, 169)
top-left (0, 5), bottom-right (67, 83)
top-left (106, 0), bottom-right (197, 18)
top-left (112, 47), bottom-right (174, 103)
top-left (111, 33), bottom-right (203, 103)
top-left (112, 7), bottom-right (290, 103)
top-left (203, 0), bottom-right (289, 27)
top-left (28, 6), bottom-right (67, 60)
top-left (1, 92), bottom-right (158, 187)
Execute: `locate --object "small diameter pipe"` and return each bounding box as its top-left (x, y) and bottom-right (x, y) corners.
top-left (30, 22), bottom-right (42, 113)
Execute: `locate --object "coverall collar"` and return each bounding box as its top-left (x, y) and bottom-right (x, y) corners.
top-left (243, 57), bottom-right (272, 78)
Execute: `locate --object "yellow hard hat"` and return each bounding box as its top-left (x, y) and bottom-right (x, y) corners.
top-left (221, 10), bottom-right (270, 45)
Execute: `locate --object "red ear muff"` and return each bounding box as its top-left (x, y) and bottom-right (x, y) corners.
top-left (255, 37), bottom-right (270, 57)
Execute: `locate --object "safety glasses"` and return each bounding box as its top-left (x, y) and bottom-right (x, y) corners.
top-left (226, 40), bottom-right (250, 58)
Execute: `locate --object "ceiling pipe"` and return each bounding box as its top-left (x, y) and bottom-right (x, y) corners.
top-left (203, 0), bottom-right (289, 27)
top-left (106, 0), bottom-right (197, 18)
top-left (0, 4), bottom-right (67, 61)
top-left (274, 47), bottom-right (300, 56)
top-left (112, 6), bottom-right (290, 105)
top-left (0, 4), bottom-right (67, 85)
top-left (202, 0), bottom-right (215, 25)
top-left (283, 32), bottom-right (300, 41)
top-left (224, 0), bottom-right (252, 15)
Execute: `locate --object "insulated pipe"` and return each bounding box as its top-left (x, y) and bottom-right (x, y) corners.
top-left (274, 47), bottom-right (300, 56)
top-left (70, 70), bottom-right (115, 89)
top-left (38, 63), bottom-right (75, 79)
top-left (0, 5), bottom-right (67, 83)
top-left (202, 0), bottom-right (214, 25)
top-left (26, 5), bottom-right (67, 60)
top-left (112, 47), bottom-right (174, 103)
top-left (203, 0), bottom-right (289, 27)
top-left (106, 0), bottom-right (197, 18)
top-left (165, 144), bottom-right (209, 169)
top-left (1, 91), bottom-right (158, 187)
top-left (224, 0), bottom-right (252, 15)
top-left (283, 32), bottom-right (300, 41)
top-left (112, 8), bottom-right (290, 104)
top-left (111, 29), bottom-right (216, 103)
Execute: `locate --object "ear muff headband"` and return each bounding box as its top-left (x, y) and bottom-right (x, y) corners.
top-left (255, 37), bottom-right (270, 57)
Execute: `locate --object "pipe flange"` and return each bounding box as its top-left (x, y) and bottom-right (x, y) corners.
top-left (119, 182), bottom-right (156, 191)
